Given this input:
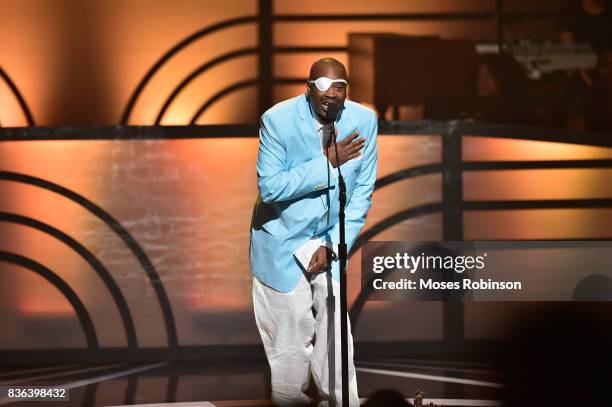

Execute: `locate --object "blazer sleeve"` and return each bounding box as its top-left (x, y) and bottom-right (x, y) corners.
top-left (257, 112), bottom-right (334, 203)
top-left (325, 112), bottom-right (378, 252)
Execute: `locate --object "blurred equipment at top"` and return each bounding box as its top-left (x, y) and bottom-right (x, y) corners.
top-left (477, 41), bottom-right (598, 80)
top-left (423, 53), bottom-right (534, 125)
top-left (563, 48), bottom-right (612, 132)
top-left (348, 33), bottom-right (479, 119)
top-left (348, 33), bottom-right (599, 119)
top-left (556, 0), bottom-right (612, 53)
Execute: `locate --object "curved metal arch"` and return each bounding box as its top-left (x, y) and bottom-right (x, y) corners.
top-left (0, 172), bottom-right (177, 347)
top-left (274, 78), bottom-right (308, 85)
top-left (176, 77), bottom-right (319, 126)
top-left (349, 197), bottom-right (612, 325)
top-left (155, 48), bottom-right (257, 125)
top-left (375, 163), bottom-right (443, 190)
top-left (349, 242), bottom-right (460, 329)
top-left (350, 202), bottom-right (443, 256)
top-left (349, 167), bottom-right (612, 256)
top-left (121, 16), bottom-right (257, 124)
top-left (0, 251), bottom-right (98, 348)
top-left (0, 212), bottom-right (138, 348)
top-left (354, 159), bottom-right (612, 256)
top-left (189, 80), bottom-right (258, 124)
top-left (348, 162), bottom-right (447, 255)
top-left (0, 66), bottom-right (35, 126)
top-left (348, 156), bottom-right (612, 257)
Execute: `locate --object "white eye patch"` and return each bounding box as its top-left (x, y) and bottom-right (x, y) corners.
top-left (308, 77), bottom-right (348, 92)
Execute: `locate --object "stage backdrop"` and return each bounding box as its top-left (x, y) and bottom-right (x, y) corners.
top-left (1, 127), bottom-right (611, 350)
top-left (0, 0), bottom-right (564, 127)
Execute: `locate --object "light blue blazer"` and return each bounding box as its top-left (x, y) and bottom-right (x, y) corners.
top-left (249, 93), bottom-right (378, 292)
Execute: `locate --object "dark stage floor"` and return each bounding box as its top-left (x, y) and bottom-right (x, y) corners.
top-left (0, 358), bottom-right (505, 406)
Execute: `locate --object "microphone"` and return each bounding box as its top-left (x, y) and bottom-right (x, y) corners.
top-left (322, 102), bottom-right (338, 150)
top-left (325, 101), bottom-right (338, 122)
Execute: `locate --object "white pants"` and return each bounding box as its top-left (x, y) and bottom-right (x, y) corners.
top-left (253, 272), bottom-right (360, 407)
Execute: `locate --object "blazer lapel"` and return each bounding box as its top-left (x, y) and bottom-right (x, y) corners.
top-left (296, 94), bottom-right (336, 211)
top-left (334, 103), bottom-right (355, 144)
top-left (295, 94), bottom-right (321, 155)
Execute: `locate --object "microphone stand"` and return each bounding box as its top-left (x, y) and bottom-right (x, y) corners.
top-left (332, 124), bottom-right (349, 407)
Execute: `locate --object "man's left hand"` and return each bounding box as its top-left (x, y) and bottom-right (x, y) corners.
top-left (307, 246), bottom-right (334, 273)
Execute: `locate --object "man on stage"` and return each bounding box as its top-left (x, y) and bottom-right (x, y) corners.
top-left (249, 57), bottom-right (378, 406)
